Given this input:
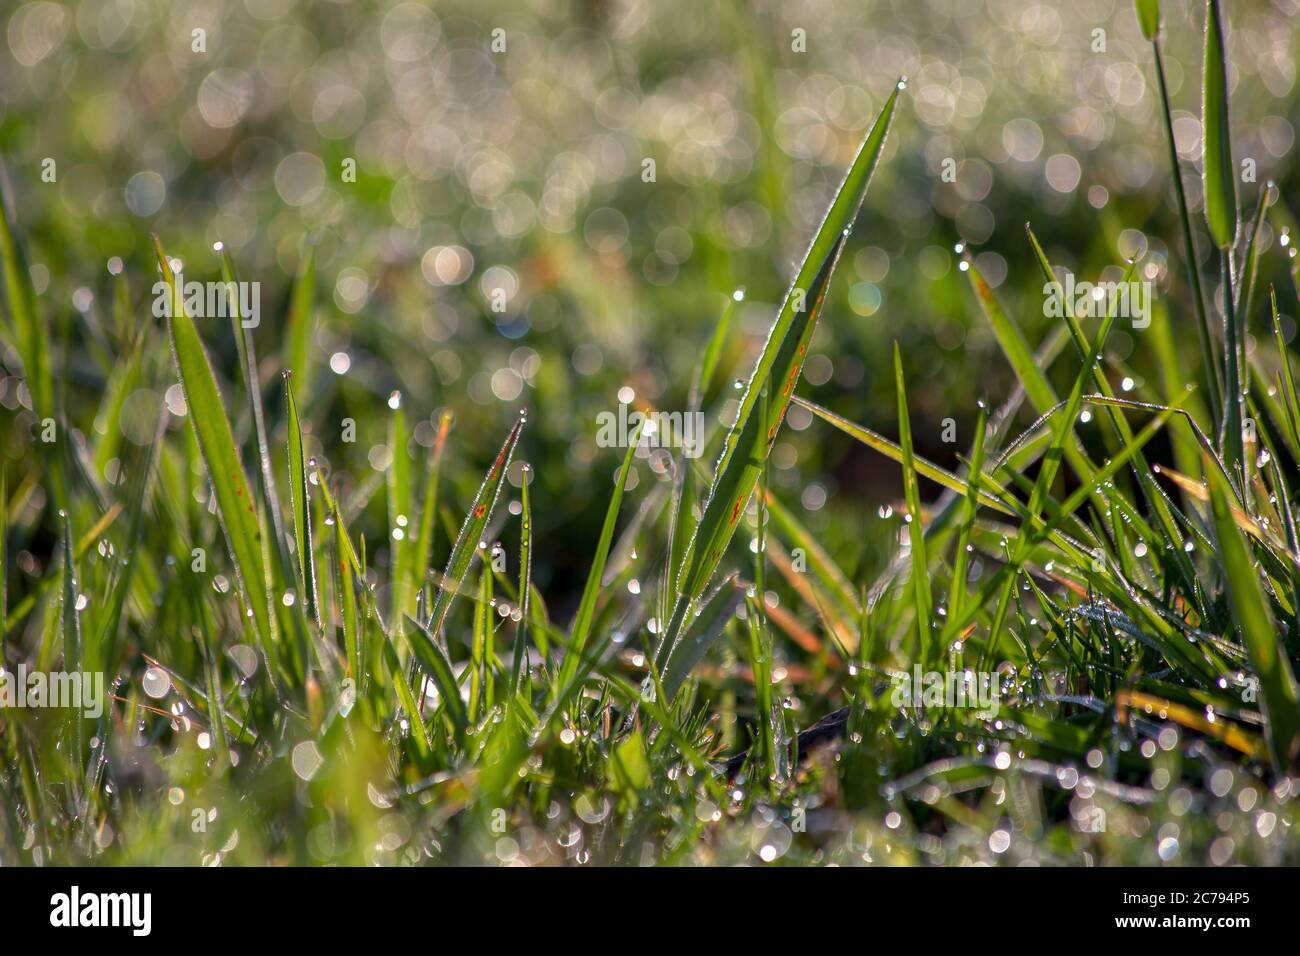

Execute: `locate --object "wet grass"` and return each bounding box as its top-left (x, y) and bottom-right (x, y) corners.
top-left (1, 0), bottom-right (1299, 865)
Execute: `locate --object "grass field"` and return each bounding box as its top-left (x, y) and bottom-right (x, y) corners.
top-left (1, 0), bottom-right (1299, 865)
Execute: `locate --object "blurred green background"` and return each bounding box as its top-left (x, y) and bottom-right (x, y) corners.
top-left (1, 0), bottom-right (1297, 611)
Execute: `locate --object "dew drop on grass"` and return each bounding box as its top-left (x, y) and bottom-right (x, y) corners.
top-left (291, 741), bottom-right (324, 781)
top-left (142, 667), bottom-right (171, 699)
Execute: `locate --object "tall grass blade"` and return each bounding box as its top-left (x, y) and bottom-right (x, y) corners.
top-left (1201, 0), bottom-right (1237, 251)
top-left (558, 422), bottom-right (641, 693)
top-left (425, 414), bottom-right (524, 641)
top-left (894, 343), bottom-right (933, 661)
top-left (1206, 455), bottom-right (1300, 770)
top-left (1134, 0), bottom-right (1160, 40)
top-left (154, 237), bottom-right (272, 653)
top-left (673, 84), bottom-right (901, 613)
top-left (285, 372), bottom-right (320, 627)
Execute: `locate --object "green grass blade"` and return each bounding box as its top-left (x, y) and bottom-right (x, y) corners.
top-left (336, 513), bottom-right (360, 681)
top-left (674, 83), bottom-right (901, 609)
top-left (1201, 0), bottom-right (1238, 251)
top-left (426, 414), bottom-right (524, 641)
top-left (508, 464), bottom-right (534, 710)
top-left (285, 372), bottom-right (320, 627)
top-left (691, 290), bottom-right (741, 408)
top-left (1238, 185), bottom-right (1275, 330)
top-left (1206, 455), bottom-right (1300, 770)
top-left (0, 166), bottom-right (64, 512)
top-left (219, 245), bottom-right (292, 583)
top-left (154, 236), bottom-right (272, 652)
top-left (1135, 0), bottom-right (1160, 40)
top-left (404, 613), bottom-right (468, 739)
top-left (285, 247), bottom-right (315, 402)
top-left (1146, 38), bottom-right (1222, 418)
top-left (793, 396), bottom-right (1013, 515)
top-left (949, 406), bottom-right (988, 625)
top-left (412, 410), bottom-right (452, 608)
top-left (558, 422), bottom-right (641, 693)
top-left (387, 393), bottom-right (412, 632)
top-left (1268, 286), bottom-right (1300, 455)
top-left (380, 627), bottom-right (432, 755)
top-left (895, 343), bottom-right (933, 661)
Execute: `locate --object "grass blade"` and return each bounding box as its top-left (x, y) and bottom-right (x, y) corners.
top-left (285, 371), bottom-right (320, 627)
top-left (1206, 454), bottom-right (1300, 770)
top-left (1134, 0), bottom-right (1160, 40)
top-left (285, 247), bottom-right (315, 403)
top-left (558, 421), bottom-right (641, 693)
top-left (154, 237), bottom-right (272, 655)
top-left (672, 82), bottom-right (901, 613)
top-left (426, 414), bottom-right (525, 641)
top-left (894, 343), bottom-right (933, 661)
top-left (1201, 0), bottom-right (1237, 251)
top-left (404, 613), bottom-right (468, 740)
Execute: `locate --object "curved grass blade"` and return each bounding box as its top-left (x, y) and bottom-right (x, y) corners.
top-left (380, 627), bottom-right (432, 754)
top-left (154, 237), bottom-right (271, 651)
top-left (404, 613), bottom-right (468, 741)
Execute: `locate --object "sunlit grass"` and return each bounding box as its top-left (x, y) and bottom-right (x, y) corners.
top-left (0, 0), bottom-right (1298, 866)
